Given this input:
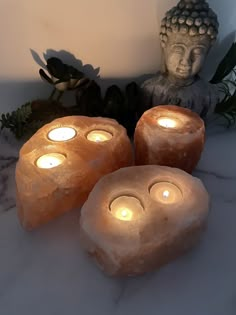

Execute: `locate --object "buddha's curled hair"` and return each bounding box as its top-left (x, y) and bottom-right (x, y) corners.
top-left (160, 0), bottom-right (219, 47)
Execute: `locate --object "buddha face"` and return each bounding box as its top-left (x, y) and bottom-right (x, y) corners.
top-left (163, 33), bottom-right (211, 85)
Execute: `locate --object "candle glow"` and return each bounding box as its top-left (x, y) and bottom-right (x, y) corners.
top-left (110, 195), bottom-right (143, 221)
top-left (150, 182), bottom-right (182, 204)
top-left (117, 207), bottom-right (133, 221)
top-left (48, 127), bottom-right (77, 141)
top-left (36, 153), bottom-right (66, 169)
top-left (86, 130), bottom-right (113, 142)
top-left (157, 117), bottom-right (177, 128)
top-left (163, 190), bottom-right (170, 198)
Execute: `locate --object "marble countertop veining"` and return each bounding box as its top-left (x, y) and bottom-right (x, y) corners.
top-left (0, 126), bottom-right (236, 315)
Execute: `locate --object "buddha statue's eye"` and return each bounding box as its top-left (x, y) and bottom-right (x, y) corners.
top-left (172, 45), bottom-right (184, 54)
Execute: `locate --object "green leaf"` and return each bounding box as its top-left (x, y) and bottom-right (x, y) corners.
top-left (210, 42), bottom-right (236, 84)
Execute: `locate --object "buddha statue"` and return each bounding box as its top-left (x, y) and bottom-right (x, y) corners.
top-left (141, 0), bottom-right (220, 118)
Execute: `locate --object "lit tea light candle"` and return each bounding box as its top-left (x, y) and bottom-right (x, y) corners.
top-left (79, 165), bottom-right (209, 277)
top-left (86, 130), bottom-right (113, 142)
top-left (134, 105), bottom-right (205, 173)
top-left (157, 117), bottom-right (177, 128)
top-left (163, 190), bottom-right (169, 198)
top-left (36, 153), bottom-right (66, 169)
top-left (110, 196), bottom-right (144, 221)
top-left (149, 182), bottom-right (182, 204)
top-left (48, 127), bottom-right (77, 141)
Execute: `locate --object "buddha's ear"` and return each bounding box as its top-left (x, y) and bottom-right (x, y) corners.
top-left (161, 42), bottom-right (166, 48)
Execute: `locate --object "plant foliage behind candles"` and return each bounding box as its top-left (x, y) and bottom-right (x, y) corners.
top-left (0, 99), bottom-right (78, 139)
top-left (0, 102), bottom-right (32, 139)
top-left (1, 44), bottom-right (236, 139)
top-left (210, 42), bottom-right (236, 127)
top-left (0, 57), bottom-right (144, 139)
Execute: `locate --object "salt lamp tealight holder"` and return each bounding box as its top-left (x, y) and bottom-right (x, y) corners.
top-left (134, 105), bottom-right (205, 173)
top-left (79, 165), bottom-right (209, 277)
top-left (15, 116), bottom-right (133, 230)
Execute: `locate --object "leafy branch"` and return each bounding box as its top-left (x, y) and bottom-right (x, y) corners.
top-left (0, 102), bottom-right (32, 139)
top-left (0, 100), bottom-right (79, 139)
top-left (211, 42), bottom-right (236, 127)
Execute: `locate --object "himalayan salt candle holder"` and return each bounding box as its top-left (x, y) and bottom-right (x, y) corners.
top-left (134, 105), bottom-right (205, 173)
top-left (15, 116), bottom-right (133, 230)
top-left (79, 165), bottom-right (209, 277)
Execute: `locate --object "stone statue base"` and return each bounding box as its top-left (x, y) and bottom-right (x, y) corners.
top-left (141, 72), bottom-right (219, 118)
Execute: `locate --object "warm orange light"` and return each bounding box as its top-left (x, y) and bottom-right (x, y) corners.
top-left (48, 127), bottom-right (77, 141)
top-left (36, 153), bottom-right (66, 169)
top-left (86, 130), bottom-right (113, 142)
top-left (150, 182), bottom-right (182, 204)
top-left (110, 196), bottom-right (144, 221)
top-left (157, 117), bottom-right (177, 128)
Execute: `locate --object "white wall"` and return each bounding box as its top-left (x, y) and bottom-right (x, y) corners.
top-left (0, 0), bottom-right (235, 112)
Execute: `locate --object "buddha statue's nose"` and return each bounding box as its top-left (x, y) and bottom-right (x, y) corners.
top-left (180, 51), bottom-right (192, 67)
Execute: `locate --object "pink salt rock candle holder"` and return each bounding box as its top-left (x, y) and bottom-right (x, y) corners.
top-left (134, 105), bottom-right (205, 173)
top-left (15, 116), bottom-right (133, 230)
top-left (79, 165), bottom-right (209, 277)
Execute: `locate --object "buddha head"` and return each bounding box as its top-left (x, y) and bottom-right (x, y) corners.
top-left (160, 0), bottom-right (219, 85)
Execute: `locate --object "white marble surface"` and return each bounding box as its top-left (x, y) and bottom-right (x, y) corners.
top-left (0, 124), bottom-right (236, 315)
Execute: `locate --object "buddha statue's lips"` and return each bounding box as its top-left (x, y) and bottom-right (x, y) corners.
top-left (177, 67), bottom-right (191, 74)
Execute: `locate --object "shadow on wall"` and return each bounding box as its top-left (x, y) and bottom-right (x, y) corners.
top-left (31, 49), bottom-right (101, 82)
top-left (0, 49), bottom-right (152, 113)
top-left (1, 30), bottom-right (236, 114)
top-left (31, 48), bottom-right (152, 91)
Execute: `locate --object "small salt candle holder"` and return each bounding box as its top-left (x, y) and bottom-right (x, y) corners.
top-left (79, 165), bottom-right (209, 277)
top-left (134, 105), bottom-right (205, 173)
top-left (16, 116), bottom-right (133, 230)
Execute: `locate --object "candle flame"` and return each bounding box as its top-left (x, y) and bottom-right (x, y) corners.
top-left (110, 196), bottom-right (144, 221)
top-left (116, 207), bottom-right (133, 221)
top-left (163, 190), bottom-right (170, 198)
top-left (158, 118), bottom-right (176, 128)
top-left (95, 136), bottom-right (101, 142)
top-left (121, 209), bottom-right (128, 217)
